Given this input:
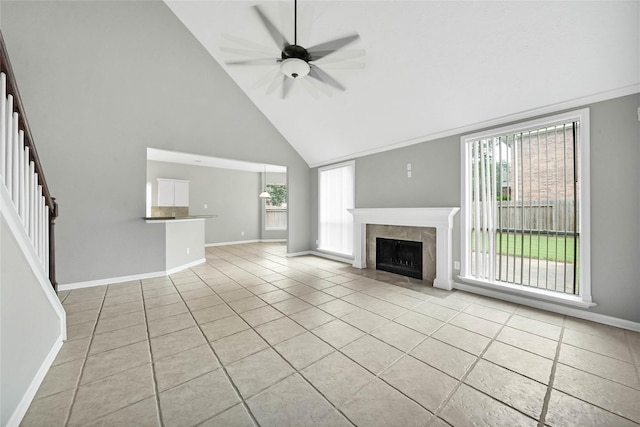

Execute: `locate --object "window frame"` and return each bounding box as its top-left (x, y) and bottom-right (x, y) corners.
top-left (460, 108), bottom-right (593, 308)
top-left (317, 160), bottom-right (356, 257)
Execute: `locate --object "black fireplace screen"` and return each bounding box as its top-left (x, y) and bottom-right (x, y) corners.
top-left (375, 238), bottom-right (423, 280)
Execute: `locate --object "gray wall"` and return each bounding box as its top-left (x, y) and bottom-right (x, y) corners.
top-left (1, 0), bottom-right (310, 284)
top-left (311, 93), bottom-right (640, 323)
top-left (165, 220), bottom-right (205, 271)
top-left (147, 161), bottom-right (263, 244)
top-left (1, 216), bottom-right (62, 426)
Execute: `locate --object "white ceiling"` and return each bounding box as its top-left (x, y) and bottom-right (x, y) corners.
top-left (165, 1), bottom-right (640, 167)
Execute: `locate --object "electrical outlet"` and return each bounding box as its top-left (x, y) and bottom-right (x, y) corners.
top-left (241, 231), bottom-right (245, 236)
top-left (407, 170), bottom-right (412, 178)
top-left (186, 247), bottom-right (190, 255)
top-left (204, 204), bottom-right (208, 209)
top-left (454, 261), bottom-right (460, 270)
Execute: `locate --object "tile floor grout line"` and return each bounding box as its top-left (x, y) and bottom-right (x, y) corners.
top-left (140, 279), bottom-right (168, 427)
top-left (624, 330), bottom-right (640, 387)
top-left (177, 272), bottom-right (262, 427)
top-left (537, 315), bottom-right (566, 427)
top-left (62, 287), bottom-right (108, 427)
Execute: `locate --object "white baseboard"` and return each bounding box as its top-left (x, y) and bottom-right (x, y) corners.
top-left (286, 250), bottom-right (354, 265)
top-left (59, 258), bottom-right (205, 291)
top-left (205, 239), bottom-right (286, 247)
top-left (6, 333), bottom-right (64, 427)
top-left (453, 281), bottom-right (640, 332)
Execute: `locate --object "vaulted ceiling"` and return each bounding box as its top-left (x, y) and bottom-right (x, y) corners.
top-left (165, 1), bottom-right (639, 167)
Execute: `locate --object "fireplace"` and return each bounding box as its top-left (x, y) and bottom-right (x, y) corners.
top-left (376, 238), bottom-right (423, 280)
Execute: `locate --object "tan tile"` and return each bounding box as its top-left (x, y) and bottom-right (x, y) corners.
top-left (312, 319), bottom-right (365, 349)
top-left (564, 316), bottom-right (627, 340)
top-left (553, 364), bottom-right (640, 422)
top-left (413, 301), bottom-right (459, 321)
top-left (317, 299), bottom-right (359, 317)
top-left (192, 304), bottom-right (235, 324)
top-left (342, 292), bottom-right (379, 309)
top-left (180, 287), bottom-right (217, 301)
top-left (53, 337), bottom-right (91, 365)
top-left (496, 326), bottom-right (557, 359)
top-left (36, 359), bottom-right (84, 398)
top-left (474, 296), bottom-right (518, 313)
top-left (218, 288), bottom-right (253, 302)
top-left (342, 335), bottom-right (403, 375)
top-left (465, 359), bottom-right (546, 419)
top-left (99, 301), bottom-right (144, 319)
top-left (275, 332), bottom-right (334, 370)
top-left (21, 389), bottom-right (75, 427)
top-left (248, 374), bottom-right (349, 427)
top-left (199, 403), bottom-right (254, 427)
top-left (102, 292), bottom-right (142, 307)
top-left (432, 324), bottom-right (490, 356)
top-left (411, 337), bottom-right (477, 379)
top-left (69, 364), bottom-right (155, 426)
top-left (545, 389), bottom-right (639, 427)
top-left (90, 323), bottom-right (147, 355)
top-left (66, 308), bottom-right (100, 327)
top-left (341, 308), bottom-right (388, 333)
top-left (340, 378), bottom-right (433, 427)
top-left (66, 320), bottom-right (96, 341)
top-left (514, 305), bottom-right (565, 326)
top-left (226, 348), bottom-right (294, 398)
top-left (302, 352), bottom-right (376, 406)
top-left (562, 328), bottom-right (632, 362)
top-left (289, 307), bottom-right (335, 330)
top-left (441, 384), bottom-right (537, 427)
top-left (145, 301), bottom-right (188, 321)
top-left (394, 311), bottom-right (444, 335)
top-left (144, 293), bottom-right (183, 308)
top-left (368, 300), bottom-right (409, 319)
top-left (371, 321), bottom-right (426, 352)
top-left (380, 292), bottom-right (423, 309)
top-left (463, 303), bottom-right (512, 324)
top-left (143, 286), bottom-right (177, 299)
top-left (285, 284), bottom-right (317, 297)
top-left (259, 289), bottom-right (295, 304)
top-left (154, 345), bottom-right (220, 391)
top-left (184, 294), bottom-right (224, 311)
top-left (256, 316), bottom-right (306, 346)
top-left (212, 329), bottom-right (269, 365)
top-left (82, 396), bottom-right (159, 427)
top-left (506, 314), bottom-right (562, 340)
top-left (559, 344), bottom-right (640, 389)
top-left (201, 316), bottom-right (249, 342)
top-left (63, 298), bottom-right (102, 314)
top-left (298, 290), bottom-right (336, 305)
top-left (429, 295), bottom-right (471, 311)
top-left (148, 312), bottom-right (195, 338)
top-left (227, 295), bottom-right (267, 313)
top-left (381, 355), bottom-right (458, 412)
top-left (150, 327), bottom-right (207, 360)
top-left (247, 283), bottom-right (280, 295)
top-left (483, 340), bottom-right (553, 384)
top-left (94, 310), bottom-right (145, 335)
top-left (81, 341), bottom-right (150, 384)
top-left (449, 312), bottom-right (502, 338)
top-left (272, 297), bottom-right (313, 315)
top-left (322, 285), bottom-right (356, 298)
top-left (159, 369), bottom-right (240, 426)
top-left (239, 305), bottom-right (284, 327)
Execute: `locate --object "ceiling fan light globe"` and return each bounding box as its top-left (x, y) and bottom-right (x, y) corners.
top-left (280, 58), bottom-right (310, 79)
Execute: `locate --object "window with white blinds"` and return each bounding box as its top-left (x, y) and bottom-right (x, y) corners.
top-left (460, 109), bottom-right (592, 304)
top-left (318, 161), bottom-right (355, 256)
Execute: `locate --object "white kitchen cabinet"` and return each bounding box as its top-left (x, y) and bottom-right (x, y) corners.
top-left (157, 178), bottom-right (189, 207)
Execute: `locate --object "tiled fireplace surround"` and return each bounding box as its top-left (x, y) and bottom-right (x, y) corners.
top-left (349, 208), bottom-right (460, 290)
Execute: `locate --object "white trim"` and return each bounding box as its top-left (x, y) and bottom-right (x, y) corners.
top-left (459, 108), bottom-right (592, 305)
top-left (308, 250), bottom-right (354, 264)
top-left (59, 258), bottom-right (205, 291)
top-left (453, 281), bottom-right (640, 333)
top-left (205, 239), bottom-right (286, 247)
top-left (6, 338), bottom-right (64, 427)
top-left (309, 84), bottom-right (639, 168)
top-left (286, 250), bottom-right (312, 257)
top-left (166, 258), bottom-right (206, 276)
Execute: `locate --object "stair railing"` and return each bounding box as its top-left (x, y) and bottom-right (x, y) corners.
top-left (0, 31), bottom-right (58, 290)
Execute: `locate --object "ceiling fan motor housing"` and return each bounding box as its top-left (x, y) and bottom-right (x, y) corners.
top-left (281, 45), bottom-right (311, 79)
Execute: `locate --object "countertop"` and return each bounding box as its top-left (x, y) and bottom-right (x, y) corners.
top-left (143, 215), bottom-right (218, 223)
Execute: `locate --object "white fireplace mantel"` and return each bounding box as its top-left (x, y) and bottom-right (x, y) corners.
top-left (348, 207), bottom-right (460, 290)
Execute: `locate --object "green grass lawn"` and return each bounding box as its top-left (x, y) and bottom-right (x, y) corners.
top-left (473, 231), bottom-right (577, 263)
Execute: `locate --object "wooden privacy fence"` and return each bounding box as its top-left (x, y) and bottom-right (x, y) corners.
top-left (265, 208), bottom-right (287, 229)
top-left (474, 200), bottom-right (577, 233)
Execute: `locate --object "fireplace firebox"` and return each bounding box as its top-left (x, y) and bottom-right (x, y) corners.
top-left (375, 238), bottom-right (423, 280)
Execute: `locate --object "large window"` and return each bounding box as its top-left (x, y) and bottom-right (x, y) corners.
top-left (461, 109), bottom-right (592, 305)
top-left (318, 161), bottom-right (355, 256)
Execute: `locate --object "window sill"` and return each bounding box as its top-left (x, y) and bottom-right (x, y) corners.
top-left (457, 275), bottom-right (597, 309)
top-left (265, 228), bottom-right (287, 231)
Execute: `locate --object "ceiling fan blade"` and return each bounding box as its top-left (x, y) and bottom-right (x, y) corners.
top-left (282, 76), bottom-right (294, 99)
top-left (221, 47), bottom-right (276, 59)
top-left (253, 5), bottom-right (290, 51)
top-left (221, 33), bottom-right (275, 56)
top-left (266, 73), bottom-right (284, 95)
top-left (225, 58), bottom-right (279, 66)
top-left (298, 75), bottom-right (321, 99)
top-left (307, 33), bottom-right (360, 61)
top-left (311, 49), bottom-right (366, 64)
top-left (308, 64), bottom-right (345, 92)
top-left (315, 61), bottom-right (365, 70)
top-left (249, 67), bottom-right (281, 91)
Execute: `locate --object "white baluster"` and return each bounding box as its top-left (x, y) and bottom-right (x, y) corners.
top-left (11, 112), bottom-right (19, 206)
top-left (5, 95), bottom-right (13, 196)
top-left (29, 162), bottom-right (36, 242)
top-left (45, 208), bottom-right (50, 276)
top-left (18, 130), bottom-right (25, 223)
top-left (36, 184), bottom-right (43, 260)
top-left (0, 73), bottom-right (6, 184)
top-left (23, 145), bottom-right (30, 228)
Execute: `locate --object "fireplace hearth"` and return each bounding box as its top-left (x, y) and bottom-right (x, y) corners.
top-left (376, 238), bottom-right (423, 280)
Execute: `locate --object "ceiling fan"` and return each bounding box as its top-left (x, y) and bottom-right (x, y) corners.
top-left (224, 0), bottom-right (364, 98)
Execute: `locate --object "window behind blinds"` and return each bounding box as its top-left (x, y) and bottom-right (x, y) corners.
top-left (318, 161), bottom-right (354, 256)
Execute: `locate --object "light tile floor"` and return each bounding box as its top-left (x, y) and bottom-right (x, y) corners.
top-left (22, 243), bottom-right (640, 427)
